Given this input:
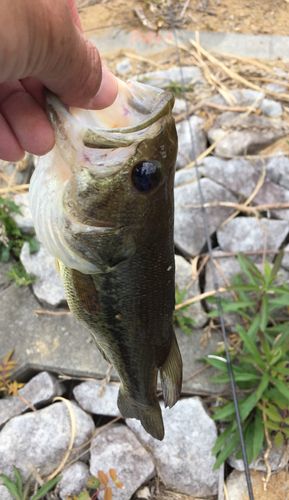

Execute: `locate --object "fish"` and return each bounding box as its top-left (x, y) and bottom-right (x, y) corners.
top-left (29, 78), bottom-right (182, 440)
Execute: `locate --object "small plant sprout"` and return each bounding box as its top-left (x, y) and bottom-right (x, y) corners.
top-left (71, 469), bottom-right (123, 500)
top-left (6, 263), bottom-right (36, 288)
top-left (0, 466), bottom-right (61, 500)
top-left (174, 285), bottom-right (196, 335)
top-left (202, 252), bottom-right (289, 469)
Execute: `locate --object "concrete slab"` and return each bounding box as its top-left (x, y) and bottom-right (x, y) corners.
top-left (0, 281), bottom-right (224, 395)
top-left (90, 29), bottom-right (289, 60)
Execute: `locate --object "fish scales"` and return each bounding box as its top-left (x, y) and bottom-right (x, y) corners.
top-left (29, 79), bottom-right (183, 440)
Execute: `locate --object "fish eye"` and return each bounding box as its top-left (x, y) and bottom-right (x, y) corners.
top-left (131, 160), bottom-right (162, 192)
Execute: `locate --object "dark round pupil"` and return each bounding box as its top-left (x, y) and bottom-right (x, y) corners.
top-left (131, 160), bottom-right (162, 192)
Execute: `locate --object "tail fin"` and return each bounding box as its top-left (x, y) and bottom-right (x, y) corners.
top-left (117, 386), bottom-right (164, 441)
top-left (160, 332), bottom-right (183, 408)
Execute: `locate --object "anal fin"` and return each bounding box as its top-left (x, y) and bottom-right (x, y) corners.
top-left (160, 332), bottom-right (182, 409)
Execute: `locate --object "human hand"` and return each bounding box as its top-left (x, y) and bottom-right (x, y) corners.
top-left (0, 0), bottom-right (118, 162)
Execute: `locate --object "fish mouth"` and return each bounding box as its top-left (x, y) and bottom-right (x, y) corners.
top-left (46, 78), bottom-right (175, 149)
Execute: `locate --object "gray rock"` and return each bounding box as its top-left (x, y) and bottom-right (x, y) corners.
top-left (0, 155), bottom-right (34, 187)
top-left (175, 255), bottom-right (206, 328)
top-left (0, 371), bottom-right (64, 427)
top-left (204, 252), bottom-right (242, 331)
top-left (174, 177), bottom-right (238, 256)
top-left (207, 111), bottom-right (289, 157)
top-left (265, 155), bottom-right (289, 190)
top-left (134, 66), bottom-right (204, 89)
top-left (127, 398), bottom-right (219, 497)
top-left (217, 217), bottom-right (289, 262)
top-left (200, 156), bottom-right (289, 222)
top-left (173, 98), bottom-right (186, 115)
top-left (0, 401), bottom-right (95, 482)
top-left (200, 156), bottom-right (256, 196)
top-left (228, 442), bottom-right (287, 472)
top-left (73, 380), bottom-right (120, 417)
top-left (56, 462), bottom-right (90, 500)
top-left (12, 193), bottom-right (34, 234)
top-left (174, 166), bottom-right (198, 187)
top-left (115, 58), bottom-right (132, 75)
top-left (176, 116), bottom-right (207, 169)
top-left (20, 241), bottom-right (66, 306)
top-left (261, 98), bottom-right (283, 117)
top-left (266, 82), bottom-right (287, 93)
top-left (0, 485), bottom-right (14, 500)
top-left (281, 243), bottom-right (289, 270)
top-left (175, 327), bottom-right (227, 395)
top-left (205, 89), bottom-right (265, 108)
top-left (226, 469), bottom-right (286, 500)
top-left (90, 425), bottom-right (155, 500)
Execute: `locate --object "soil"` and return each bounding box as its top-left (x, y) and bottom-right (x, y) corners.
top-left (78, 0), bottom-right (289, 38)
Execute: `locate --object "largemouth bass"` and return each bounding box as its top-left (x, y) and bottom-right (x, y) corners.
top-left (29, 79), bottom-right (182, 440)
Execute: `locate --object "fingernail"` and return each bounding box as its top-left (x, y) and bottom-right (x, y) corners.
top-left (90, 66), bottom-right (118, 110)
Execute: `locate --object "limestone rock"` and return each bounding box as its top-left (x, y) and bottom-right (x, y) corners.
top-left (266, 82), bottom-right (287, 93)
top-left (116, 58), bottom-right (132, 74)
top-left (175, 255), bottom-right (206, 328)
top-left (20, 241), bottom-right (66, 306)
top-left (199, 156), bottom-right (289, 222)
top-left (12, 193), bottom-right (34, 234)
top-left (176, 116), bottom-right (207, 169)
top-left (174, 166), bottom-right (198, 187)
top-left (90, 425), bottom-right (155, 500)
top-left (73, 380), bottom-right (120, 417)
top-left (173, 98), bottom-right (186, 115)
top-left (207, 111), bottom-right (288, 157)
top-left (281, 243), bottom-right (289, 270)
top-left (0, 371), bottom-right (64, 427)
top-left (265, 155), bottom-right (289, 190)
top-left (228, 441), bottom-right (287, 472)
top-left (126, 398), bottom-right (219, 497)
top-left (174, 177), bottom-right (238, 256)
top-left (226, 469), bottom-right (288, 500)
top-left (261, 98), bottom-right (282, 117)
top-left (217, 217), bottom-right (289, 262)
top-left (205, 89), bottom-right (264, 108)
top-left (0, 485), bottom-right (13, 500)
top-left (0, 401), bottom-right (95, 482)
top-left (134, 66), bottom-right (204, 89)
top-left (56, 462), bottom-right (90, 500)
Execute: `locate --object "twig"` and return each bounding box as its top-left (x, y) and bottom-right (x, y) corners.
top-left (220, 160), bottom-right (266, 227)
top-left (0, 183), bottom-right (30, 194)
top-left (182, 93), bottom-right (263, 170)
top-left (45, 397), bottom-right (77, 481)
top-left (122, 50), bottom-right (164, 68)
top-left (34, 309), bottom-right (71, 316)
top-left (244, 76), bottom-right (289, 88)
top-left (179, 200), bottom-right (289, 213)
top-left (262, 407), bottom-right (273, 489)
top-left (183, 365), bottom-right (209, 383)
top-left (217, 52), bottom-right (275, 74)
top-left (175, 287), bottom-right (227, 310)
top-left (190, 39), bottom-right (289, 102)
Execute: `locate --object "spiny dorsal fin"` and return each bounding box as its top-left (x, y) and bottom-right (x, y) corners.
top-left (160, 332), bottom-right (182, 409)
top-left (71, 269), bottom-right (101, 315)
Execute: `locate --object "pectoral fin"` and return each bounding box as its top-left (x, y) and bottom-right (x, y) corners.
top-left (71, 269), bottom-right (101, 315)
top-left (160, 332), bottom-right (182, 409)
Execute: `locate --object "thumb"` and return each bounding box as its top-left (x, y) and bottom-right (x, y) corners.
top-left (36, 0), bottom-right (118, 110)
top-left (1, 0), bottom-right (118, 110)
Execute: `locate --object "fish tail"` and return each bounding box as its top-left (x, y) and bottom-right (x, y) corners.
top-left (160, 332), bottom-right (183, 409)
top-left (117, 386), bottom-right (164, 441)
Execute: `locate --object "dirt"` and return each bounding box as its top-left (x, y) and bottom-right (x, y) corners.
top-left (78, 0), bottom-right (289, 38)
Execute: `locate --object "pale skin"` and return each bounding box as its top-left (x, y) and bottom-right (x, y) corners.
top-left (0, 0), bottom-right (118, 162)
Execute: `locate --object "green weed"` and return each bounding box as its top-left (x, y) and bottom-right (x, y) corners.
top-left (174, 286), bottom-right (196, 335)
top-left (202, 252), bottom-right (289, 469)
top-left (6, 263), bottom-right (36, 288)
top-left (0, 466), bottom-right (61, 500)
top-left (0, 197), bottom-right (38, 263)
